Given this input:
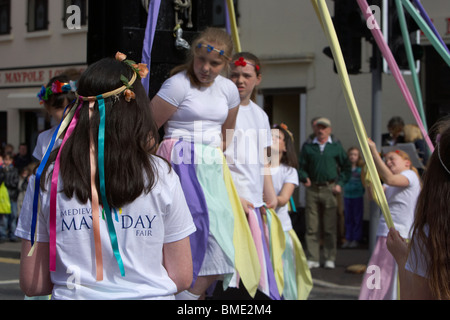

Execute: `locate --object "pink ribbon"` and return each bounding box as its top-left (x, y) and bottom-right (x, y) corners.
top-left (49, 103), bottom-right (82, 271)
top-left (357, 0), bottom-right (434, 153)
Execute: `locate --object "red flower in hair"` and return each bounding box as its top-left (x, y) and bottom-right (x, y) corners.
top-left (234, 57), bottom-right (247, 67)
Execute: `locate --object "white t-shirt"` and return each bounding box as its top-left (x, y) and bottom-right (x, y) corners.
top-left (157, 71), bottom-right (240, 148)
top-left (224, 101), bottom-right (272, 207)
top-left (15, 156), bottom-right (196, 300)
top-left (270, 164), bottom-right (299, 231)
top-left (405, 224), bottom-right (429, 278)
top-left (32, 126), bottom-right (60, 161)
top-left (377, 169), bottom-right (421, 238)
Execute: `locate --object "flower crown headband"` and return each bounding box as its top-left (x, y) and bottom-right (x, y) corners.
top-left (37, 80), bottom-right (77, 104)
top-left (76, 52), bottom-right (149, 103)
top-left (30, 52), bottom-right (149, 282)
top-left (233, 56), bottom-right (260, 72)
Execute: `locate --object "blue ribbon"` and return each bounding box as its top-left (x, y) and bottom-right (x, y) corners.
top-left (31, 104), bottom-right (70, 246)
top-left (97, 96), bottom-right (125, 276)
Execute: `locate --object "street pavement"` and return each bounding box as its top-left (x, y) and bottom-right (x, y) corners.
top-left (0, 239), bottom-right (371, 300)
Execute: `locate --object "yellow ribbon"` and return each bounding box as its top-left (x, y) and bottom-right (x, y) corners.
top-left (265, 207), bottom-right (286, 296)
top-left (311, 0), bottom-right (394, 229)
top-left (221, 155), bottom-right (260, 297)
top-left (226, 0), bottom-right (241, 52)
top-left (287, 229), bottom-right (313, 300)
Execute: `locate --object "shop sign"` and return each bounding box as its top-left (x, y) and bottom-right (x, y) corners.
top-left (0, 65), bottom-right (86, 89)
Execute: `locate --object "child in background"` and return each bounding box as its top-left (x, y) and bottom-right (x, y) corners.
top-left (151, 28), bottom-right (259, 300)
top-left (0, 153), bottom-right (19, 242)
top-left (225, 51), bottom-right (280, 299)
top-left (33, 70), bottom-right (80, 161)
top-left (342, 147), bottom-right (365, 249)
top-left (403, 123), bottom-right (429, 169)
top-left (359, 141), bottom-right (421, 300)
top-left (270, 124), bottom-right (313, 300)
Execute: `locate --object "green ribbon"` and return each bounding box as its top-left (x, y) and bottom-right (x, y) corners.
top-left (400, 0), bottom-right (450, 67)
top-left (395, 0), bottom-right (428, 133)
top-left (97, 96), bottom-right (125, 277)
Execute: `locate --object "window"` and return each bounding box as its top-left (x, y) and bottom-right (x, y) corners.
top-left (27, 0), bottom-right (49, 32)
top-left (0, 0), bottom-right (11, 35)
top-left (63, 0), bottom-right (87, 29)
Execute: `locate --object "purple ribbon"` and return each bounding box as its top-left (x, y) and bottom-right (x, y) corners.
top-left (224, 0), bottom-right (231, 34)
top-left (141, 0), bottom-right (161, 94)
top-left (412, 0), bottom-right (450, 54)
top-left (255, 207), bottom-right (281, 300)
top-left (170, 140), bottom-right (209, 286)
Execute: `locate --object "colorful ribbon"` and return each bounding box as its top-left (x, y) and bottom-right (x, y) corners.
top-left (265, 207), bottom-right (286, 297)
top-left (394, 0), bottom-right (427, 133)
top-left (412, 0), bottom-right (450, 55)
top-left (402, 0), bottom-right (450, 67)
top-left (49, 102), bottom-right (82, 271)
top-left (141, 0), bottom-right (161, 94)
top-left (311, 0), bottom-right (394, 229)
top-left (90, 149), bottom-right (103, 281)
top-left (97, 96), bottom-right (125, 277)
top-left (30, 101), bottom-right (77, 251)
top-left (357, 0), bottom-right (434, 154)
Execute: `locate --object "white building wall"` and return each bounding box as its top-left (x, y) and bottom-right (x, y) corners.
top-left (0, 0), bottom-right (87, 150)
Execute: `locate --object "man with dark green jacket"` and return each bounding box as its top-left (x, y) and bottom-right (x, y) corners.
top-left (298, 117), bottom-right (351, 269)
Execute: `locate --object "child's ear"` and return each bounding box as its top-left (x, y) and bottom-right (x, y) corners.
top-left (405, 159), bottom-right (412, 168)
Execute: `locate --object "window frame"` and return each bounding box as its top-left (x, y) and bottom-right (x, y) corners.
top-left (0, 0), bottom-right (11, 35)
top-left (27, 0), bottom-right (49, 32)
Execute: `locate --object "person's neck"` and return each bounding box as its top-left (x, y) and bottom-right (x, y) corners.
top-left (317, 136), bottom-right (328, 144)
top-left (240, 97), bottom-right (251, 107)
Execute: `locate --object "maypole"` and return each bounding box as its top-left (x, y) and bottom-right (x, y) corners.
top-left (226, 0), bottom-right (241, 52)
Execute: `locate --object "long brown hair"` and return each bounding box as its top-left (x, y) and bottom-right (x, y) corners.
top-left (273, 124), bottom-right (298, 169)
top-left (409, 120), bottom-right (450, 299)
top-left (170, 27), bottom-right (233, 88)
top-left (40, 58), bottom-right (161, 209)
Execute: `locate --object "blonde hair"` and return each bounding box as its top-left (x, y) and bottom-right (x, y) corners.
top-left (404, 124), bottom-right (423, 142)
top-left (170, 27), bottom-right (233, 88)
